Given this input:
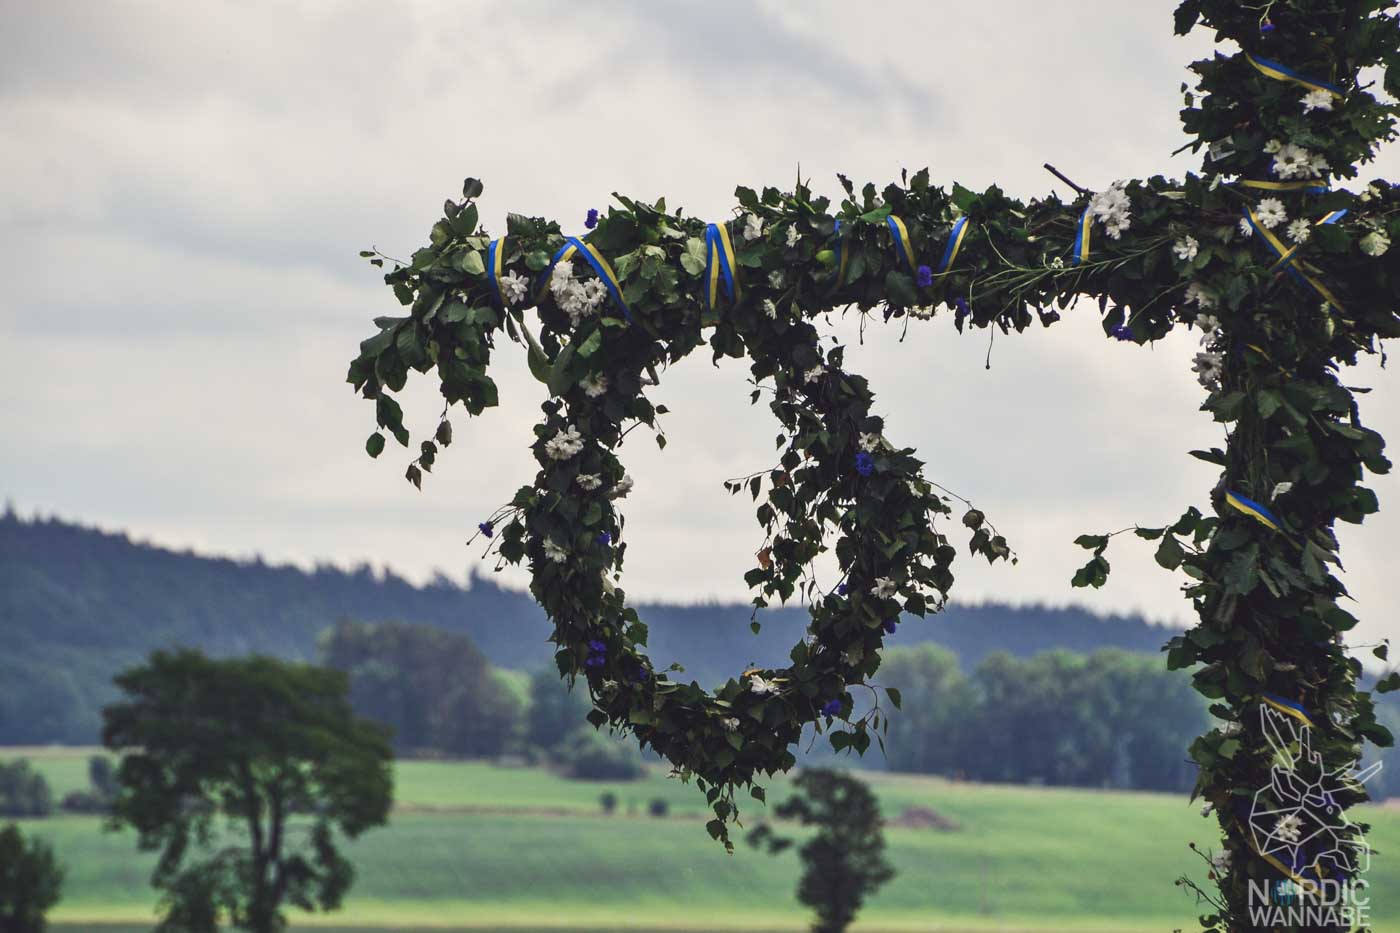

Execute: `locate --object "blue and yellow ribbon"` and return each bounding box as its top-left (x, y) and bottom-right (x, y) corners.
top-left (535, 237), bottom-right (634, 323)
top-left (1072, 206), bottom-right (1093, 266)
top-left (1268, 209), bottom-right (1348, 274)
top-left (1239, 179), bottom-right (1331, 195)
top-left (886, 215), bottom-right (917, 273)
top-left (1245, 51), bottom-right (1344, 99)
top-left (937, 216), bottom-right (970, 275)
top-left (1243, 207), bottom-right (1348, 313)
top-left (832, 220), bottom-right (851, 285)
top-left (487, 237), bottom-right (508, 307)
top-left (1262, 694), bottom-right (1316, 729)
top-left (1225, 489), bottom-right (1284, 533)
top-left (704, 222), bottom-right (741, 310)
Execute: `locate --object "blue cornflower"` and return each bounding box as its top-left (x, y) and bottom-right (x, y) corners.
top-left (883, 619), bottom-right (898, 635)
top-left (837, 582), bottom-right (849, 596)
top-left (585, 208), bottom-right (599, 229)
top-left (585, 639), bottom-right (607, 669)
top-left (916, 264), bottom-right (934, 288)
top-left (954, 296), bottom-right (970, 325)
top-left (598, 531), bottom-right (612, 546)
top-left (1111, 324), bottom-right (1134, 342)
top-left (1260, 20), bottom-right (1275, 33)
top-left (854, 452), bottom-right (874, 476)
top-left (821, 699), bottom-right (842, 717)
top-left (478, 521), bottom-right (494, 538)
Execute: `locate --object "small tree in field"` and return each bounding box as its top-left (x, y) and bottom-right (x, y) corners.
top-left (103, 650), bottom-right (394, 933)
top-left (748, 769), bottom-right (894, 933)
top-left (0, 823), bottom-right (64, 933)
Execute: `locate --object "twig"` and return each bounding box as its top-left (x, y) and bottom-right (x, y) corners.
top-left (1043, 163), bottom-right (1089, 196)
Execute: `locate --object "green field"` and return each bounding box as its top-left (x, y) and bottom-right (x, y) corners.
top-left (6, 747), bottom-right (1399, 932)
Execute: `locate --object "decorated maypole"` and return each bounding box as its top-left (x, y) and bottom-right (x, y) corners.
top-left (349, 1), bottom-right (1398, 928)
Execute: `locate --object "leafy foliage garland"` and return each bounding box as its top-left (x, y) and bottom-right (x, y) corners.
top-left (349, 0), bottom-right (1399, 918)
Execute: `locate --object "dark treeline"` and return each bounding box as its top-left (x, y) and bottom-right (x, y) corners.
top-left (0, 510), bottom-right (1180, 745)
top-left (877, 645), bottom-right (1206, 792)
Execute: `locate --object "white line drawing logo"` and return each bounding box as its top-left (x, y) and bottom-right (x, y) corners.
top-left (1248, 700), bottom-right (1382, 884)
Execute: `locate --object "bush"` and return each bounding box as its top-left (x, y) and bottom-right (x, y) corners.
top-left (599, 791), bottom-right (618, 814)
top-left (59, 791), bottom-right (108, 815)
top-left (648, 798), bottom-right (670, 818)
top-left (0, 823), bottom-right (64, 932)
top-left (557, 731), bottom-right (645, 781)
top-left (0, 761), bottom-right (52, 818)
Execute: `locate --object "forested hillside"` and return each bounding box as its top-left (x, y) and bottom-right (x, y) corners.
top-left (0, 509), bottom-right (1178, 743)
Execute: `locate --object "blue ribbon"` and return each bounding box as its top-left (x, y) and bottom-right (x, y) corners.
top-left (937, 216), bottom-right (970, 274)
top-left (885, 215), bottom-right (916, 272)
top-left (1246, 52), bottom-right (1344, 98)
top-left (487, 237), bottom-right (507, 307)
top-left (1224, 490), bottom-right (1284, 533)
top-left (535, 237), bottom-right (635, 323)
top-left (832, 220), bottom-right (851, 285)
top-left (704, 222), bottom-right (741, 309)
top-left (1072, 207), bottom-right (1093, 266)
top-left (1262, 694), bottom-right (1315, 728)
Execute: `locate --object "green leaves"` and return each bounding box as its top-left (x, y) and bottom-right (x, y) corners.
top-left (365, 433), bottom-right (386, 458)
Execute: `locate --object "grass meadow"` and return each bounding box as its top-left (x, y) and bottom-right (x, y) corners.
top-left (7, 746), bottom-right (1399, 932)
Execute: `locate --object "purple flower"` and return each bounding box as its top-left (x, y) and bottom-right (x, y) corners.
top-left (837, 582), bottom-right (849, 596)
top-left (916, 264), bottom-right (934, 288)
top-left (854, 452), bottom-right (874, 476)
top-left (584, 654), bottom-right (605, 669)
top-left (585, 208), bottom-right (599, 229)
top-left (478, 521), bottom-right (494, 538)
top-left (821, 699), bottom-right (842, 717)
top-left (954, 296), bottom-right (970, 325)
top-left (1260, 20), bottom-right (1275, 33)
top-left (1111, 324), bottom-right (1134, 341)
top-left (588, 639), bottom-right (607, 654)
top-left (883, 619), bottom-right (898, 635)
top-left (597, 531), bottom-right (612, 546)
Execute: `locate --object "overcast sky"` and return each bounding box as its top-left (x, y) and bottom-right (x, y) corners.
top-left (3, 1), bottom-right (1397, 646)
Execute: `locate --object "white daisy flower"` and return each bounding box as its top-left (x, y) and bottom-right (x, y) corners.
top-left (785, 225), bottom-right (800, 247)
top-left (1089, 182), bottom-right (1132, 240)
top-left (576, 473), bottom-right (603, 491)
top-left (1263, 138), bottom-right (1284, 155)
top-left (609, 474), bottom-right (635, 499)
top-left (804, 365), bottom-right (825, 384)
top-left (1050, 256), bottom-right (1065, 270)
top-left (858, 433), bottom-right (883, 452)
top-left (1360, 184), bottom-right (1382, 203)
top-left (768, 270), bottom-right (784, 289)
top-left (1307, 152), bottom-right (1330, 177)
top-left (1302, 88), bottom-right (1335, 113)
top-left (1273, 481), bottom-right (1293, 498)
top-left (870, 577), bottom-right (898, 599)
top-left (1255, 198), bottom-right (1288, 229)
top-left (721, 717), bottom-right (740, 731)
top-left (908, 305), bottom-right (935, 320)
top-left (542, 539), bottom-right (568, 564)
top-left (499, 270), bottom-right (530, 306)
top-left (1286, 218), bottom-right (1312, 244)
top-left (579, 373), bottom-right (609, 398)
top-left (743, 213), bottom-right (764, 242)
top-left (544, 425), bottom-right (585, 461)
top-left (1173, 236), bottom-right (1199, 261)
top-left (1275, 812), bottom-right (1303, 844)
top-left (1192, 351), bottom-right (1224, 388)
top-left (549, 260), bottom-right (575, 294)
top-left (762, 298), bottom-right (778, 319)
top-left (1361, 230), bottom-right (1391, 256)
top-left (1211, 849), bottom-right (1232, 872)
top-left (1238, 217), bottom-right (1255, 238)
top-left (748, 674), bottom-right (778, 696)
top-left (1185, 282), bottom-right (1218, 309)
top-left (1196, 313), bottom-right (1220, 336)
